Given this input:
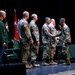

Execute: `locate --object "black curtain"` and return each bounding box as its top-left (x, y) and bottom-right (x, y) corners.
top-left (0, 0), bottom-right (75, 44)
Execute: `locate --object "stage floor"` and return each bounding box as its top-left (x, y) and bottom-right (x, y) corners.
top-left (26, 61), bottom-right (75, 75)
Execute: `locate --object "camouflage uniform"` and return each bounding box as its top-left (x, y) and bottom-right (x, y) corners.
top-left (18, 18), bottom-right (33, 63)
top-left (29, 20), bottom-right (39, 62)
top-left (42, 23), bottom-right (51, 62)
top-left (48, 23), bottom-right (57, 60)
top-left (61, 24), bottom-right (71, 61)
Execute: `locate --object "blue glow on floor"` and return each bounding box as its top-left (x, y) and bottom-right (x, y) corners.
top-left (26, 61), bottom-right (75, 75)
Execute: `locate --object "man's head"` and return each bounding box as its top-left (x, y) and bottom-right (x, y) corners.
top-left (31, 14), bottom-right (38, 22)
top-left (59, 18), bottom-right (66, 26)
top-left (45, 17), bottom-right (51, 24)
top-left (23, 11), bottom-right (29, 20)
top-left (0, 10), bottom-right (6, 20)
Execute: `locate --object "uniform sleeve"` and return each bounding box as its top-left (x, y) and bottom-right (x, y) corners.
top-left (56, 31), bottom-right (62, 36)
top-left (64, 27), bottom-right (71, 41)
top-left (49, 27), bottom-right (57, 37)
top-left (22, 22), bottom-right (33, 41)
top-left (30, 25), bottom-right (39, 42)
top-left (43, 26), bottom-right (50, 36)
top-left (26, 26), bottom-right (33, 41)
top-left (0, 23), bottom-right (5, 44)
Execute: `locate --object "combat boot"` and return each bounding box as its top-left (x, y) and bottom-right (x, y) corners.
top-left (63, 59), bottom-right (71, 65)
top-left (49, 60), bottom-right (58, 65)
top-left (31, 61), bottom-right (40, 67)
top-left (25, 63), bottom-right (32, 69)
top-left (42, 59), bottom-right (49, 66)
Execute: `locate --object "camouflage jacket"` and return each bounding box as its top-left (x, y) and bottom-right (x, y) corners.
top-left (48, 23), bottom-right (56, 43)
top-left (18, 18), bottom-right (33, 43)
top-left (29, 20), bottom-right (39, 42)
top-left (41, 23), bottom-right (50, 44)
top-left (61, 24), bottom-right (71, 43)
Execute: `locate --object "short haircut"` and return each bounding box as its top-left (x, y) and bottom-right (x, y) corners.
top-left (51, 18), bottom-right (55, 22)
top-left (23, 11), bottom-right (29, 16)
top-left (59, 18), bottom-right (66, 23)
top-left (0, 10), bottom-right (6, 16)
top-left (45, 17), bottom-right (50, 21)
top-left (0, 10), bottom-right (6, 13)
top-left (31, 14), bottom-right (37, 19)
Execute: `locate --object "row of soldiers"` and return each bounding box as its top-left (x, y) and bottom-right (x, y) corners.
top-left (18, 11), bottom-right (71, 69)
top-left (0, 10), bottom-right (71, 69)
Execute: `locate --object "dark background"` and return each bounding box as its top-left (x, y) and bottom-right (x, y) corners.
top-left (0, 0), bottom-right (75, 44)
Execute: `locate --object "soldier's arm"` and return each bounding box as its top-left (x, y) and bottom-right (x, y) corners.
top-left (43, 26), bottom-right (50, 36)
top-left (30, 25), bottom-right (39, 42)
top-left (0, 23), bottom-right (5, 44)
top-left (56, 30), bottom-right (62, 36)
top-left (50, 33), bottom-right (56, 37)
top-left (22, 22), bottom-right (33, 42)
top-left (64, 27), bottom-right (70, 41)
top-left (49, 27), bottom-right (56, 37)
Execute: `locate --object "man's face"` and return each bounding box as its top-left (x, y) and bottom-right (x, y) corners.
top-left (51, 20), bottom-right (56, 26)
top-left (26, 13), bottom-right (29, 20)
top-left (27, 13), bottom-right (29, 19)
top-left (3, 12), bottom-right (6, 19)
top-left (35, 15), bottom-right (38, 21)
top-left (47, 18), bottom-right (50, 24)
top-left (54, 21), bottom-right (56, 26)
top-left (60, 20), bottom-right (65, 26)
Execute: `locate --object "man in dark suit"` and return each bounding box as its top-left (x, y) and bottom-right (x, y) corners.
top-left (0, 10), bottom-right (8, 64)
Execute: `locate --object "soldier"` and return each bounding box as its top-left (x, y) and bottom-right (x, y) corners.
top-left (29, 14), bottom-right (40, 67)
top-left (48, 19), bottom-right (58, 65)
top-left (41, 17), bottom-right (51, 66)
top-left (0, 10), bottom-right (8, 64)
top-left (18, 11), bottom-right (33, 69)
top-left (59, 18), bottom-right (71, 65)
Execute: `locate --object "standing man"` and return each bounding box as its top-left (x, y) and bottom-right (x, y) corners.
top-left (59, 18), bottom-right (71, 65)
top-left (41, 17), bottom-right (51, 66)
top-left (0, 10), bottom-right (8, 64)
top-left (48, 19), bottom-right (58, 65)
top-left (29, 14), bottom-right (40, 67)
top-left (18, 11), bottom-right (33, 69)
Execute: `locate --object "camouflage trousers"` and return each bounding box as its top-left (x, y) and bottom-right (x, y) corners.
top-left (42, 44), bottom-right (51, 62)
top-left (42, 43), bottom-right (56, 62)
top-left (20, 41), bottom-right (30, 64)
top-left (50, 43), bottom-right (56, 60)
top-left (31, 43), bottom-right (39, 61)
top-left (62, 45), bottom-right (70, 60)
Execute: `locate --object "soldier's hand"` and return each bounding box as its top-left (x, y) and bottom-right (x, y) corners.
top-left (30, 40), bottom-right (34, 44)
top-left (37, 41), bottom-right (40, 46)
top-left (2, 43), bottom-right (6, 47)
top-left (56, 40), bottom-right (59, 43)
